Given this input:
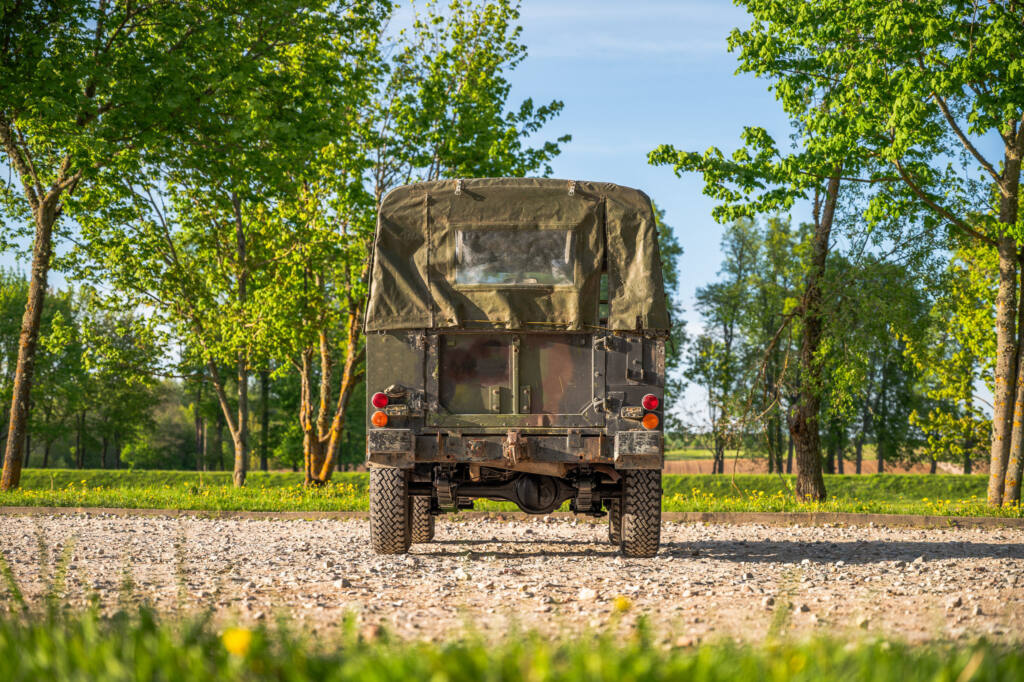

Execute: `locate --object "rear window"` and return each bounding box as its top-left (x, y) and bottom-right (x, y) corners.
top-left (454, 229), bottom-right (575, 286)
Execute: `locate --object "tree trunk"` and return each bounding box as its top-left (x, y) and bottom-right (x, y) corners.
top-left (233, 355), bottom-right (248, 487)
top-left (260, 369), bottom-right (270, 472)
top-left (786, 427), bottom-right (793, 474)
top-left (855, 437), bottom-right (863, 474)
top-left (194, 377), bottom-right (204, 471)
top-left (1, 199), bottom-right (57, 490)
top-left (229, 194), bottom-right (249, 487)
top-left (75, 412), bottom-right (84, 469)
top-left (43, 441), bottom-right (51, 468)
top-left (837, 443), bottom-right (844, 474)
top-left (215, 409), bottom-right (224, 471)
top-left (790, 173), bottom-right (840, 502)
top-left (930, 458), bottom-right (937, 474)
top-left (964, 455), bottom-right (972, 475)
top-left (23, 430), bottom-right (30, 468)
top-left (101, 436), bottom-right (108, 469)
top-left (298, 347), bottom-right (319, 484)
top-left (1002, 157), bottom-right (1024, 504)
top-left (989, 235), bottom-right (1019, 505)
top-left (877, 450), bottom-right (884, 473)
top-left (304, 306), bottom-right (366, 485)
top-left (713, 434), bottom-right (725, 475)
top-left (114, 434), bottom-right (121, 470)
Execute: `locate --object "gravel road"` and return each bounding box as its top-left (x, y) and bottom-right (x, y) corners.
top-left (2, 514), bottom-right (1022, 644)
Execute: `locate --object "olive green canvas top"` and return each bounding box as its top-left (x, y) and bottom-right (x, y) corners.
top-left (365, 178), bottom-right (671, 332)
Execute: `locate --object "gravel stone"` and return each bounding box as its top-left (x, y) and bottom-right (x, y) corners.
top-left (2, 515), bottom-right (1022, 643)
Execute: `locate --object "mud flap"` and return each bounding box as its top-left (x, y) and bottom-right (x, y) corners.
top-left (613, 431), bottom-right (662, 469)
top-left (367, 429), bottom-right (415, 468)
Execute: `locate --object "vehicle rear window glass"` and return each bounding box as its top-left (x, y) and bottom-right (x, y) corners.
top-left (454, 229), bottom-right (575, 286)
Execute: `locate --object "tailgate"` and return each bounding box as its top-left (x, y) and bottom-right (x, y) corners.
top-left (425, 333), bottom-right (605, 429)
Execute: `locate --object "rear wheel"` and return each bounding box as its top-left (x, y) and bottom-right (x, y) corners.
top-left (370, 467), bottom-right (412, 554)
top-left (621, 470), bottom-right (661, 558)
top-left (410, 496), bottom-right (435, 543)
top-left (607, 499), bottom-right (622, 544)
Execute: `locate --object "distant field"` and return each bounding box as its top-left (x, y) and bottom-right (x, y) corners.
top-left (1, 469), bottom-right (1016, 518)
top-left (665, 448), bottom-right (716, 460)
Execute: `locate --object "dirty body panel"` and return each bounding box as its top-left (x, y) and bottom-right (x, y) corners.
top-left (365, 178), bottom-right (668, 518)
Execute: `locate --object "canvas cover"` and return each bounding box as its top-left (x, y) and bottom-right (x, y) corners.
top-left (365, 178), bottom-right (671, 332)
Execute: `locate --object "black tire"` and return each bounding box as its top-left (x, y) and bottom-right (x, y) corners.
top-left (370, 467), bottom-right (411, 554)
top-left (410, 496), bottom-right (435, 543)
top-left (607, 499), bottom-right (622, 544)
top-left (621, 469), bottom-right (661, 557)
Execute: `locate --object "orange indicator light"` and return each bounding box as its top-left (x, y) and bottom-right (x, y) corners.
top-left (641, 413), bottom-right (660, 430)
top-left (371, 411), bottom-right (388, 427)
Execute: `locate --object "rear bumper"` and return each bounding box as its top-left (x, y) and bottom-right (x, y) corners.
top-left (366, 428), bottom-right (662, 470)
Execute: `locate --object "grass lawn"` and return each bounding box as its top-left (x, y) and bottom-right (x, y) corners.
top-left (1, 469), bottom-right (1019, 518)
top-left (0, 605), bottom-right (1020, 681)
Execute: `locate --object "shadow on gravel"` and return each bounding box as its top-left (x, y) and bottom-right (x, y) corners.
top-left (419, 539), bottom-right (1023, 563)
top-left (661, 540), bottom-right (1024, 564)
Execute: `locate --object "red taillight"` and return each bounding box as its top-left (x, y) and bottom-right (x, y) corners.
top-left (641, 394), bottom-right (659, 411)
top-left (371, 392), bottom-right (388, 408)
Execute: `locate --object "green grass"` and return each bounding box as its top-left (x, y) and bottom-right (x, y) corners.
top-left (0, 604), bottom-right (1020, 681)
top-left (2, 469), bottom-right (1019, 517)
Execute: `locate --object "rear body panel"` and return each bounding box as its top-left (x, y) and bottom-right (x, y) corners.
top-left (366, 330), bottom-right (664, 471)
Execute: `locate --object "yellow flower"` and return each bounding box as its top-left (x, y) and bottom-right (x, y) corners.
top-left (612, 595), bottom-right (633, 613)
top-left (222, 627), bottom-right (253, 656)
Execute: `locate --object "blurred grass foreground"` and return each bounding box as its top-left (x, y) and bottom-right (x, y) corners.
top-left (0, 470), bottom-right (1020, 518)
top-left (0, 604), bottom-right (1021, 681)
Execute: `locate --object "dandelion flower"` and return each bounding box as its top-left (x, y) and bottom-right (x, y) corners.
top-left (612, 595), bottom-right (633, 613)
top-left (221, 627), bottom-right (252, 656)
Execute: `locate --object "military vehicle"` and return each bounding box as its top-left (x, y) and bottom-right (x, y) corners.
top-left (364, 178), bottom-right (670, 557)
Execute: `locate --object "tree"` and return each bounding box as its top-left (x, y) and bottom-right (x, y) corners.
top-left (75, 288), bottom-right (162, 468)
top-left (725, 1), bottom-right (1023, 505)
top-left (0, 1), bottom-right (359, 490)
top-left (74, 1), bottom-right (389, 487)
top-left (686, 218), bottom-right (759, 473)
top-left (651, 131), bottom-right (855, 500)
top-left (910, 240), bottom-right (997, 476)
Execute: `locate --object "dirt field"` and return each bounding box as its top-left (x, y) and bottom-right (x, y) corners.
top-left (662, 458), bottom-right (964, 475)
top-left (2, 514), bottom-right (1021, 645)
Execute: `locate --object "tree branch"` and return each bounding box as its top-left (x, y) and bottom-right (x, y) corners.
top-left (891, 157), bottom-right (996, 247)
top-left (930, 91), bottom-right (1001, 185)
top-left (0, 117), bottom-right (42, 207)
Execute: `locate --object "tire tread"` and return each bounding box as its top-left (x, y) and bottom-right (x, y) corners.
top-left (370, 468), bottom-right (411, 554)
top-left (621, 469), bottom-right (661, 557)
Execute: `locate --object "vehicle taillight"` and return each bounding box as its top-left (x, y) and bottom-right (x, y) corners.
top-left (371, 392), bottom-right (389, 408)
top-left (641, 394), bottom-right (659, 411)
top-left (371, 411), bottom-right (388, 427)
top-left (642, 413), bottom-right (659, 430)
